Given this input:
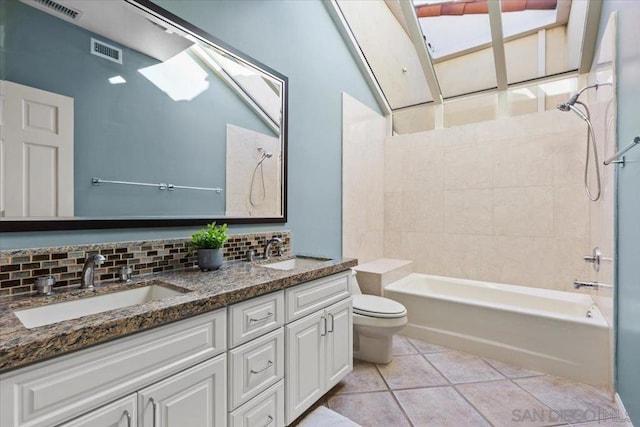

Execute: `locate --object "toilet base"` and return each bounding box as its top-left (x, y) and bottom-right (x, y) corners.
top-left (353, 334), bottom-right (394, 364)
top-left (353, 321), bottom-right (407, 365)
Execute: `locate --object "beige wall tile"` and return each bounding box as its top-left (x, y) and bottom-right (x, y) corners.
top-left (442, 234), bottom-right (499, 282)
top-left (494, 187), bottom-right (554, 237)
top-left (444, 141), bottom-right (493, 189)
top-left (402, 191), bottom-right (444, 233)
top-left (494, 236), bottom-right (556, 287)
top-left (492, 139), bottom-right (554, 188)
top-left (555, 185), bottom-right (591, 239)
top-left (444, 189), bottom-right (493, 235)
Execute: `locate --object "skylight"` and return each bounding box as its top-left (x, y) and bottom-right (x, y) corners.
top-left (414, 0), bottom-right (560, 60)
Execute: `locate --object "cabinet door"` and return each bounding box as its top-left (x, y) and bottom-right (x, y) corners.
top-left (325, 298), bottom-right (353, 390)
top-left (138, 354), bottom-right (226, 427)
top-left (284, 311), bottom-right (325, 425)
top-left (58, 395), bottom-right (136, 427)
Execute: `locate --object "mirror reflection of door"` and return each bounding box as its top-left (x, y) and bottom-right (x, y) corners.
top-left (0, 81), bottom-right (74, 218)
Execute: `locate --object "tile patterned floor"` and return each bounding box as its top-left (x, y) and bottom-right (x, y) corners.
top-left (307, 336), bottom-right (632, 427)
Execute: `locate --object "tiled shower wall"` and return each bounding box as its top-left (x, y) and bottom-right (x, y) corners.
top-left (0, 231), bottom-right (291, 297)
top-left (383, 110), bottom-right (592, 292)
top-left (342, 93), bottom-right (389, 264)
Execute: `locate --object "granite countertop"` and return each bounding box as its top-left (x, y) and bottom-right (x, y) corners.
top-left (0, 256), bottom-right (357, 373)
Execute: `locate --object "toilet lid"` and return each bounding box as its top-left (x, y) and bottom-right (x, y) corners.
top-left (352, 295), bottom-right (407, 318)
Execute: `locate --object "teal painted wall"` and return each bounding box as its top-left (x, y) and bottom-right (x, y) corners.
top-left (597, 1), bottom-right (640, 422)
top-left (0, 0), bottom-right (382, 257)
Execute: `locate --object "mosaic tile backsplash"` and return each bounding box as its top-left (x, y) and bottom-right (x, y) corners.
top-left (0, 231), bottom-right (291, 297)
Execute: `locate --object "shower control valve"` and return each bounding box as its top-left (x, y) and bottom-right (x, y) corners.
top-left (583, 247), bottom-right (601, 272)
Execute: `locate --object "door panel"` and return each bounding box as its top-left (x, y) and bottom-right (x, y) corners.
top-left (284, 311), bottom-right (325, 424)
top-left (138, 355), bottom-right (226, 427)
top-left (325, 299), bottom-right (353, 390)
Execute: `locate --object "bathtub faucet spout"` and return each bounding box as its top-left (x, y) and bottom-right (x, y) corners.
top-left (573, 280), bottom-right (599, 290)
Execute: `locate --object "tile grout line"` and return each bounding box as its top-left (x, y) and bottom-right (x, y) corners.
top-left (373, 360), bottom-right (415, 427)
top-left (418, 350), bottom-right (501, 426)
top-left (508, 377), bottom-right (570, 426)
top-left (449, 383), bottom-right (497, 427)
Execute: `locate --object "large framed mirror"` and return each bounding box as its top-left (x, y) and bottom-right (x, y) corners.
top-left (0, 0), bottom-right (288, 231)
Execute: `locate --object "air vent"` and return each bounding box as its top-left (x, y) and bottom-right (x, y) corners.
top-left (30, 0), bottom-right (80, 20)
top-left (90, 38), bottom-right (122, 64)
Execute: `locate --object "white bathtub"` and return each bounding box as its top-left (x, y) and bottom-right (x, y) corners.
top-left (384, 273), bottom-right (611, 388)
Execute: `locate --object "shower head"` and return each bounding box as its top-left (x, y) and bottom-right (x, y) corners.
top-left (556, 83), bottom-right (610, 113)
top-left (263, 152), bottom-right (273, 159)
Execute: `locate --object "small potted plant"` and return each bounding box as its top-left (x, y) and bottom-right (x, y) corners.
top-left (189, 223), bottom-right (228, 271)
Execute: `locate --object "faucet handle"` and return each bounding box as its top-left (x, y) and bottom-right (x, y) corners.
top-left (88, 253), bottom-right (106, 264)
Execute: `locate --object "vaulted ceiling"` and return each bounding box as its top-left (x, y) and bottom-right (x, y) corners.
top-left (327, 0), bottom-right (602, 133)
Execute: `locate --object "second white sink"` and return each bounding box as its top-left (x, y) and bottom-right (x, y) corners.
top-left (14, 283), bottom-right (186, 329)
top-left (260, 257), bottom-right (330, 271)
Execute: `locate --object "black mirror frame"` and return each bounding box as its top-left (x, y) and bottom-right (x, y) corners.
top-left (1, 0), bottom-right (287, 232)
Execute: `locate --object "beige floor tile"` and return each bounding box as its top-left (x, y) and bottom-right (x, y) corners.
top-left (393, 335), bottom-right (419, 355)
top-left (484, 358), bottom-right (543, 379)
top-left (330, 360), bottom-right (387, 394)
top-left (394, 386), bottom-right (490, 426)
top-left (425, 351), bottom-right (504, 384)
top-left (570, 420), bottom-right (633, 427)
top-left (297, 406), bottom-right (361, 427)
top-left (408, 337), bottom-right (451, 354)
top-left (328, 391), bottom-right (410, 427)
top-left (377, 354), bottom-right (448, 389)
top-left (456, 380), bottom-right (559, 427)
top-left (515, 376), bottom-right (618, 424)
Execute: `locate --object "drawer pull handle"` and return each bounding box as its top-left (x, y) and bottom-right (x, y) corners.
top-left (321, 316), bottom-right (327, 336)
top-left (250, 360), bottom-right (273, 374)
top-left (149, 398), bottom-right (157, 427)
top-left (122, 410), bottom-right (132, 427)
top-left (261, 415), bottom-right (274, 427)
top-left (249, 312), bottom-right (274, 323)
top-left (328, 313), bottom-right (334, 333)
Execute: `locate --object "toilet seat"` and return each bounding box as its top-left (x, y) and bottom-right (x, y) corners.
top-left (352, 294), bottom-right (407, 319)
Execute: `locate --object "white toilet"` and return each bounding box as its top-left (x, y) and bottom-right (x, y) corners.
top-left (350, 273), bottom-right (408, 364)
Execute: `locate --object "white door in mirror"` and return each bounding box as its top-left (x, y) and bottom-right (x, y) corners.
top-left (0, 80), bottom-right (74, 217)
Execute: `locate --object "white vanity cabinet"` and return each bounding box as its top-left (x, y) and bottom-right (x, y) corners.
top-left (0, 309), bottom-right (227, 427)
top-left (284, 272), bottom-right (353, 424)
top-left (0, 269), bottom-right (354, 427)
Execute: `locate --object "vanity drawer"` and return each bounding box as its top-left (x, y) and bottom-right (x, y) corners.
top-left (0, 309), bottom-right (226, 427)
top-left (285, 271), bottom-right (351, 322)
top-left (229, 380), bottom-right (284, 427)
top-left (228, 328), bottom-right (284, 411)
top-left (229, 290), bottom-right (284, 348)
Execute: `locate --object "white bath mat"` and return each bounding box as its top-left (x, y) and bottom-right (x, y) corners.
top-left (297, 405), bottom-right (361, 427)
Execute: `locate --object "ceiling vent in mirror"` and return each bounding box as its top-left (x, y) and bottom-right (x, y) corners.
top-left (91, 38), bottom-right (123, 64)
top-left (22, 0), bottom-right (82, 21)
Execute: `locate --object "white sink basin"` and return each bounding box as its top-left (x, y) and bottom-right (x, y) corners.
top-left (260, 257), bottom-right (330, 271)
top-left (14, 283), bottom-right (186, 329)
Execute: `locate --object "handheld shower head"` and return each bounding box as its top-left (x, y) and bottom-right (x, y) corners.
top-left (557, 93), bottom-right (580, 112)
top-left (263, 152), bottom-right (273, 159)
